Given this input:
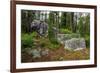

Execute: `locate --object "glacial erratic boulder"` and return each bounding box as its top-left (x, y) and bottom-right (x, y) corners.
top-left (31, 20), bottom-right (48, 37)
top-left (57, 34), bottom-right (86, 51)
top-left (57, 34), bottom-right (80, 44)
top-left (64, 38), bottom-right (86, 51)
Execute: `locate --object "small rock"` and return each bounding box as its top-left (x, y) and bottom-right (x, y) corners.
top-left (31, 49), bottom-right (41, 58)
top-left (41, 49), bottom-right (49, 56)
top-left (59, 57), bottom-right (64, 61)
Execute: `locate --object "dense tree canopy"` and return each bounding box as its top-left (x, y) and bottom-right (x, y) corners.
top-left (21, 10), bottom-right (90, 48)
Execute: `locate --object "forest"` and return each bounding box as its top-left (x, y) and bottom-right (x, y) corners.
top-left (21, 10), bottom-right (90, 62)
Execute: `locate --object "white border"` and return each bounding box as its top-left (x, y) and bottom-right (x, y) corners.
top-left (16, 5), bottom-right (94, 69)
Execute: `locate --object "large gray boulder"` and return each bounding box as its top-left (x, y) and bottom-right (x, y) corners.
top-left (57, 34), bottom-right (86, 51)
top-left (31, 20), bottom-right (48, 37)
top-left (57, 34), bottom-right (80, 44)
top-left (64, 38), bottom-right (86, 51)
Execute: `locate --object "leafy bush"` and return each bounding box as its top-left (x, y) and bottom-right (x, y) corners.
top-left (60, 29), bottom-right (72, 34)
top-left (47, 41), bottom-right (61, 50)
top-left (48, 29), bottom-right (59, 44)
top-left (50, 38), bottom-right (59, 44)
top-left (21, 33), bottom-right (33, 49)
top-left (85, 35), bottom-right (90, 48)
top-left (48, 29), bottom-right (55, 38)
top-left (31, 32), bottom-right (37, 37)
top-left (39, 38), bottom-right (61, 50)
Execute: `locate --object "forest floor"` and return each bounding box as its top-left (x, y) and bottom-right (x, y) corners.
top-left (21, 44), bottom-right (90, 63)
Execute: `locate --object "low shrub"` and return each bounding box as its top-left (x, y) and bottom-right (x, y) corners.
top-left (46, 40), bottom-right (61, 50)
top-left (21, 33), bottom-right (33, 49)
top-left (85, 35), bottom-right (90, 48)
top-left (31, 32), bottom-right (37, 37)
top-left (60, 29), bottom-right (72, 34)
top-left (39, 38), bottom-right (61, 50)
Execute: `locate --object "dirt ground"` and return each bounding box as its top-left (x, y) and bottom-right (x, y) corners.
top-left (21, 45), bottom-right (90, 63)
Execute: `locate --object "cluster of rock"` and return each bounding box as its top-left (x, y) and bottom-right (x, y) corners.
top-left (57, 34), bottom-right (80, 44)
top-left (57, 34), bottom-right (86, 51)
top-left (24, 48), bottom-right (49, 58)
top-left (31, 49), bottom-right (49, 58)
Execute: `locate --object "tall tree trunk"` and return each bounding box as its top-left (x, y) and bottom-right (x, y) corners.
top-left (71, 12), bottom-right (74, 32)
